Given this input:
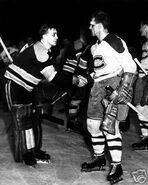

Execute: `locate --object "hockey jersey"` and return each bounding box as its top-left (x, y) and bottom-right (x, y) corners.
top-left (4, 45), bottom-right (53, 92)
top-left (91, 34), bottom-right (137, 82)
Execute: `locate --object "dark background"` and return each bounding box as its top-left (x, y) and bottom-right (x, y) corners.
top-left (0, 0), bottom-right (148, 53)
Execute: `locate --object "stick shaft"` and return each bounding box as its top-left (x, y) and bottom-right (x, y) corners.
top-left (127, 102), bottom-right (148, 118)
top-left (134, 58), bottom-right (147, 75)
top-left (51, 92), bottom-right (67, 105)
top-left (0, 37), bottom-right (13, 62)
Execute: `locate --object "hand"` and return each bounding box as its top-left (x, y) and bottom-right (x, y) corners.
top-left (72, 75), bottom-right (79, 86)
top-left (77, 75), bottom-right (88, 87)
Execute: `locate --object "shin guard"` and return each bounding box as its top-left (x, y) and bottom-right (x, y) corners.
top-left (11, 103), bottom-right (35, 162)
top-left (32, 105), bottom-right (43, 152)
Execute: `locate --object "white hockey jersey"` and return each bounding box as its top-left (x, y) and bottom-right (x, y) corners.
top-left (91, 34), bottom-right (137, 82)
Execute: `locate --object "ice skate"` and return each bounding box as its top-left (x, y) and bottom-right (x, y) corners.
top-left (81, 155), bottom-right (106, 172)
top-left (107, 163), bottom-right (123, 184)
top-left (131, 136), bottom-right (148, 151)
top-left (35, 149), bottom-right (51, 164)
top-left (22, 152), bottom-right (37, 168)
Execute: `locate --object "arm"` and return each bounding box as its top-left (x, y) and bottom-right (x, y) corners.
top-left (116, 72), bottom-right (137, 104)
top-left (75, 45), bottom-right (94, 87)
top-left (115, 41), bottom-right (137, 104)
top-left (41, 65), bottom-right (57, 82)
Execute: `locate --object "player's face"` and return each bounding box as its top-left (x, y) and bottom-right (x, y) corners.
top-left (140, 24), bottom-right (148, 39)
top-left (46, 28), bottom-right (58, 46)
top-left (89, 18), bottom-right (101, 40)
top-left (89, 18), bottom-right (97, 36)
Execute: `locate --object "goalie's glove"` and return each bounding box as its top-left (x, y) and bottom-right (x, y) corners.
top-left (115, 72), bottom-right (136, 104)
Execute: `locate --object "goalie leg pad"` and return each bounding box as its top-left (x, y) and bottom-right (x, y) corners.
top-left (11, 103), bottom-right (35, 162)
top-left (32, 105), bottom-right (43, 152)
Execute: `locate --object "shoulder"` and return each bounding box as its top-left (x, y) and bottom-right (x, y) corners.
top-left (104, 34), bottom-right (125, 53)
top-left (91, 42), bottom-right (98, 54)
top-left (34, 41), bottom-right (49, 62)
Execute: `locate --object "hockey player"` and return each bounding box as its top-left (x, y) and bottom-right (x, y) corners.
top-left (132, 18), bottom-right (148, 150)
top-left (80, 11), bottom-right (137, 184)
top-left (3, 24), bottom-right (74, 167)
top-left (0, 43), bottom-right (19, 112)
top-left (59, 26), bottom-right (93, 133)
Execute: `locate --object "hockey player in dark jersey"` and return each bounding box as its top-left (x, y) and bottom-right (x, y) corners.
top-left (3, 24), bottom-right (75, 167)
top-left (132, 18), bottom-right (148, 150)
top-left (58, 26), bottom-right (94, 134)
top-left (80, 11), bottom-right (137, 184)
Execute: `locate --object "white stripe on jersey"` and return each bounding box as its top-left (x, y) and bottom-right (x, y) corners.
top-left (5, 71), bottom-right (35, 91)
top-left (66, 59), bottom-right (78, 66)
top-left (8, 64), bottom-right (41, 85)
top-left (78, 58), bottom-right (88, 69)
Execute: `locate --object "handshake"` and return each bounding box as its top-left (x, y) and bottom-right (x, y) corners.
top-left (72, 75), bottom-right (88, 87)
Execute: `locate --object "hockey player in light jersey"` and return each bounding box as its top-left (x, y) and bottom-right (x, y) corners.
top-left (132, 18), bottom-right (148, 150)
top-left (80, 10), bottom-right (137, 184)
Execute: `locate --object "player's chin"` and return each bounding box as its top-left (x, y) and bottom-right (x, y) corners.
top-left (91, 32), bottom-right (95, 37)
top-left (52, 42), bottom-right (57, 46)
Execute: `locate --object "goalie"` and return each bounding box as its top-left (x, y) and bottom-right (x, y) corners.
top-left (3, 24), bottom-right (74, 167)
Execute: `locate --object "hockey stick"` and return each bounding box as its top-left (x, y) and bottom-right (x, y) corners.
top-left (134, 58), bottom-right (148, 75)
top-left (0, 37), bottom-right (13, 63)
top-left (51, 92), bottom-right (67, 105)
top-left (127, 102), bottom-right (148, 119)
top-left (105, 86), bottom-right (148, 119)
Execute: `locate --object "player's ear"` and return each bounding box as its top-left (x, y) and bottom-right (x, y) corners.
top-left (98, 23), bottom-right (103, 30)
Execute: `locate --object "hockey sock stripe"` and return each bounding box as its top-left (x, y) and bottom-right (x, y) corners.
top-left (106, 137), bottom-right (122, 142)
top-left (108, 146), bottom-right (122, 151)
top-left (92, 135), bottom-right (105, 155)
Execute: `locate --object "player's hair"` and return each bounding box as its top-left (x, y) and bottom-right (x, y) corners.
top-left (141, 18), bottom-right (148, 26)
top-left (39, 23), bottom-right (56, 38)
top-left (91, 10), bottom-right (110, 30)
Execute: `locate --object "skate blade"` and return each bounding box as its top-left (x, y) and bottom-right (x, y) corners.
top-left (23, 161), bottom-right (37, 168)
top-left (81, 166), bottom-right (106, 172)
top-left (110, 177), bottom-right (123, 185)
top-left (133, 147), bottom-right (148, 151)
top-left (36, 159), bottom-right (50, 164)
top-left (23, 162), bottom-right (37, 169)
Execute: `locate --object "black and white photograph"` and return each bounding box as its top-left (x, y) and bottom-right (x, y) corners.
top-left (0, 0), bottom-right (148, 184)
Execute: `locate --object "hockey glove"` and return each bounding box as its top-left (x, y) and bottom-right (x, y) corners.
top-left (116, 72), bottom-right (136, 104)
